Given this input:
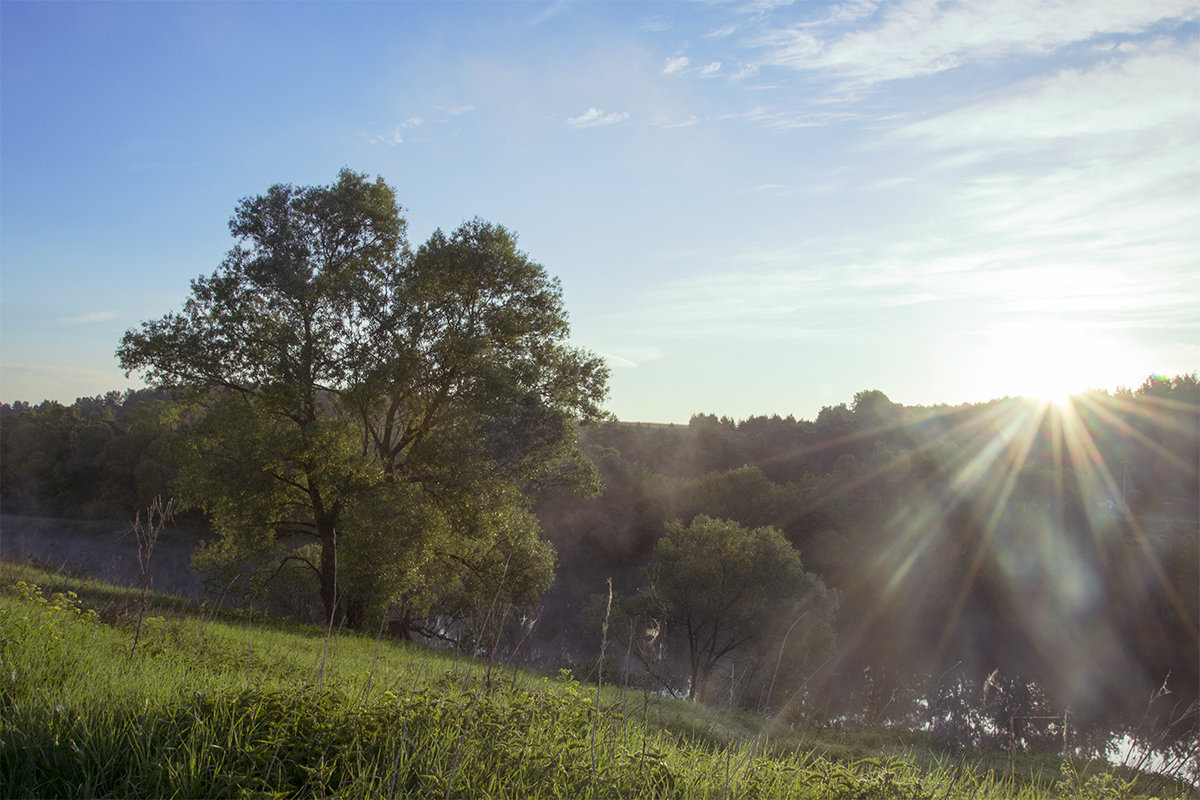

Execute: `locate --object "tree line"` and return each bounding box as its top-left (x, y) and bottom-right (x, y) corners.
top-left (536, 378), bottom-right (1198, 751)
top-left (1, 389), bottom-right (180, 519)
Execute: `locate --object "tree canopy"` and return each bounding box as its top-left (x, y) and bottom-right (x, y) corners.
top-left (117, 169), bottom-right (609, 628)
top-left (635, 515), bottom-right (836, 703)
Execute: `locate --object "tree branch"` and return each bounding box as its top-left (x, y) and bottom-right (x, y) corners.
top-left (264, 553), bottom-right (321, 586)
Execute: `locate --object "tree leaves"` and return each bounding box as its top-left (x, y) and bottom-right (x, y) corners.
top-left (641, 515), bottom-right (836, 703)
top-left (117, 171), bottom-right (608, 628)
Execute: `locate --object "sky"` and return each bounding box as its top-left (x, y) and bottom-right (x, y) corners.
top-left (1, 0), bottom-right (1197, 424)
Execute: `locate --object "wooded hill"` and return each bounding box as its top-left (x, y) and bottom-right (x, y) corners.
top-left (2, 373), bottom-right (1196, 758)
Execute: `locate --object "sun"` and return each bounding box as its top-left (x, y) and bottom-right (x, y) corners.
top-left (1034, 384), bottom-right (1074, 410)
top-left (970, 320), bottom-right (1139, 406)
top-left (1015, 355), bottom-right (1079, 408)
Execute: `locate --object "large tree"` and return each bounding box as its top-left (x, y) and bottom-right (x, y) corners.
top-left (118, 170), bottom-right (608, 626)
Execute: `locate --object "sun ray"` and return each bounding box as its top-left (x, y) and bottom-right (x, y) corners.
top-left (1062, 393), bottom-right (1200, 642)
top-left (772, 380), bottom-right (1196, 728)
top-left (824, 398), bottom-right (1057, 684)
top-left (934, 400), bottom-right (1046, 663)
top-left (1073, 391), bottom-right (1197, 477)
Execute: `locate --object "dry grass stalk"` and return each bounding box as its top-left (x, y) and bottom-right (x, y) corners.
top-left (129, 495), bottom-right (177, 658)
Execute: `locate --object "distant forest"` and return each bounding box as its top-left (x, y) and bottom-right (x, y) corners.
top-left (2, 373), bottom-right (1197, 753)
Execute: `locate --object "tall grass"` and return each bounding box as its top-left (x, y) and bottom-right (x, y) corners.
top-left (1, 562), bottom-right (1192, 799)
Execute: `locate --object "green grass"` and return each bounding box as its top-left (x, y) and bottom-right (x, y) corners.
top-left (1, 561), bottom-right (1193, 799)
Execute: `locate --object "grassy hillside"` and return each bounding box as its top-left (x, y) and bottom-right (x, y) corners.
top-left (1, 561), bottom-right (1192, 799)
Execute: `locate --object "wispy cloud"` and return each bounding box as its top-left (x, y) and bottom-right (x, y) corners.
top-left (653, 114), bottom-right (701, 129)
top-left (566, 107), bottom-right (631, 128)
top-left (643, 16), bottom-right (672, 33)
top-left (62, 311), bottom-right (116, 324)
top-left (618, 203), bottom-right (1195, 346)
top-left (701, 61), bottom-right (722, 77)
top-left (826, 0), bottom-right (882, 24)
top-left (368, 129), bottom-right (404, 146)
top-left (607, 263), bottom-right (843, 342)
top-left (592, 346), bottom-right (665, 369)
top-left (663, 56), bottom-right (691, 75)
top-left (612, 37), bottom-right (1198, 350)
top-left (732, 183), bottom-right (789, 195)
top-left (599, 352), bottom-right (639, 369)
top-left (761, 0), bottom-right (1198, 86)
top-left (525, 0), bottom-right (571, 27)
top-left (719, 106), bottom-right (858, 130)
top-left (866, 176), bottom-right (915, 191)
top-left (366, 108), bottom-right (470, 146)
top-left (889, 41), bottom-right (1199, 293)
top-left (895, 39), bottom-right (1199, 155)
top-left (367, 116), bottom-right (425, 146)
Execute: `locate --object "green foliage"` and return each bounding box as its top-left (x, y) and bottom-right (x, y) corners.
top-left (636, 515), bottom-right (837, 705)
top-left (116, 170), bottom-right (608, 629)
top-left (0, 390), bottom-right (181, 517)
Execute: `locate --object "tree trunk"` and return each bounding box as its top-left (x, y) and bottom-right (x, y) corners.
top-left (694, 662), bottom-right (712, 704)
top-left (688, 638), bottom-right (703, 701)
top-left (344, 595), bottom-right (365, 630)
top-left (312, 480), bottom-right (344, 627)
top-left (316, 522), bottom-right (366, 630)
top-left (319, 524), bottom-right (338, 626)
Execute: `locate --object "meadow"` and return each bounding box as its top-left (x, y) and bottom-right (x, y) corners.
top-left (1, 561), bottom-right (1192, 799)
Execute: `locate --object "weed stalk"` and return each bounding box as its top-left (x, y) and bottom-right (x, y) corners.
top-left (129, 495), bottom-right (176, 659)
top-left (592, 577), bottom-right (612, 800)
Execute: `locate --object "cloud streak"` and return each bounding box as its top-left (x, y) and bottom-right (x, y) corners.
top-left (62, 311), bottom-right (116, 324)
top-left (718, 106), bottom-right (860, 129)
top-left (761, 0), bottom-right (1198, 86)
top-left (895, 39), bottom-right (1199, 154)
top-left (566, 107), bottom-right (631, 128)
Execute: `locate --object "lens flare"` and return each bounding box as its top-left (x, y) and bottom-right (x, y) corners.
top-left (780, 385), bottom-right (1197, 738)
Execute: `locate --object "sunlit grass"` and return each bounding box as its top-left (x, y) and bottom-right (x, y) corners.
top-left (2, 562), bottom-right (1191, 798)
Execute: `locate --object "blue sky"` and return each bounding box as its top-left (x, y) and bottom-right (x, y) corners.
top-left (2, 0), bottom-right (1196, 423)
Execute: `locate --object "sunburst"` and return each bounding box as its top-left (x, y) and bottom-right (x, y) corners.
top-left (794, 383), bottom-right (1196, 734)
